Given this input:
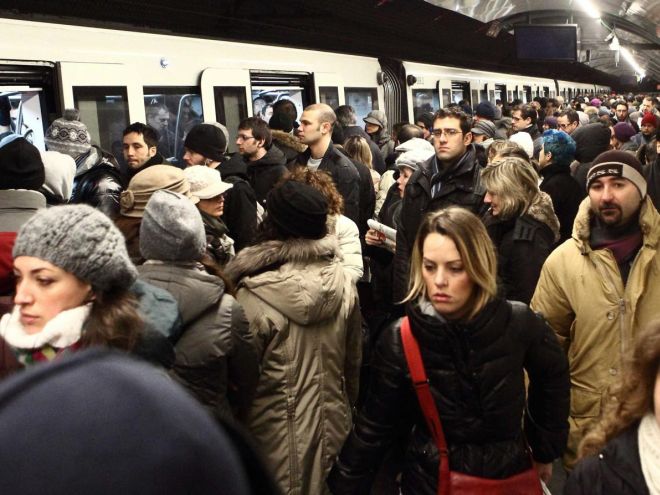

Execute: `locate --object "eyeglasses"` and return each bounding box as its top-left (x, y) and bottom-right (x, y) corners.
top-left (557, 123), bottom-right (570, 129)
top-left (236, 134), bottom-right (256, 142)
top-left (431, 128), bottom-right (462, 138)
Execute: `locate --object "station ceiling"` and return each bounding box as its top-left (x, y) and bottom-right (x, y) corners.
top-left (1, 0), bottom-right (656, 90)
top-left (425, 0), bottom-right (660, 83)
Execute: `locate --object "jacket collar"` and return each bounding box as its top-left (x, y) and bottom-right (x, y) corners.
top-left (225, 235), bottom-right (340, 284)
top-left (572, 195), bottom-right (660, 253)
top-left (540, 161), bottom-right (572, 179)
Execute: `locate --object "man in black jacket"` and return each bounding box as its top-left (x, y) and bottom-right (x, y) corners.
top-left (512, 104), bottom-right (543, 159)
top-left (296, 104), bottom-right (360, 223)
top-left (538, 129), bottom-right (582, 244)
top-left (393, 108), bottom-right (486, 302)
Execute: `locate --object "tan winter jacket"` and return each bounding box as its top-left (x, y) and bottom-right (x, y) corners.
top-left (531, 196), bottom-right (660, 468)
top-left (225, 236), bottom-right (362, 495)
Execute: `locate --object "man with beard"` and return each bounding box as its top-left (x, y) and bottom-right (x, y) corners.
top-left (531, 150), bottom-right (660, 470)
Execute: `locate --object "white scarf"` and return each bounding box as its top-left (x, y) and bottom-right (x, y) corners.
top-left (0, 304), bottom-right (91, 349)
top-left (639, 412), bottom-right (660, 495)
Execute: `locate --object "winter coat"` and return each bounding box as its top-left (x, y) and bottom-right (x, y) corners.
top-left (327, 214), bottom-right (363, 283)
top-left (565, 425), bottom-right (649, 495)
top-left (246, 145), bottom-right (288, 207)
top-left (519, 124), bottom-right (543, 159)
top-left (341, 154), bottom-right (375, 245)
top-left (375, 169), bottom-right (396, 215)
top-left (199, 209), bottom-right (234, 266)
top-left (644, 157), bottom-right (660, 211)
top-left (539, 162), bottom-right (584, 243)
top-left (114, 215), bottom-right (143, 265)
top-left (70, 145), bottom-right (123, 218)
top-left (225, 236), bottom-right (362, 495)
top-left (342, 125), bottom-right (387, 174)
top-left (125, 152), bottom-right (171, 185)
top-left (393, 145), bottom-right (486, 302)
top-left (484, 192), bottom-right (559, 304)
top-left (327, 298), bottom-right (569, 495)
top-left (0, 189), bottom-right (45, 295)
top-left (219, 155), bottom-right (259, 252)
top-left (530, 196), bottom-right (660, 467)
top-left (636, 137), bottom-right (657, 167)
top-left (296, 142), bottom-right (361, 224)
top-left (137, 262), bottom-right (258, 421)
top-left (272, 130), bottom-right (307, 169)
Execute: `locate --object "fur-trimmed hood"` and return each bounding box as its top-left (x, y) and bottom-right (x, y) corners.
top-left (271, 130), bottom-right (307, 153)
top-left (224, 236), bottom-right (346, 325)
top-left (528, 191), bottom-right (561, 243)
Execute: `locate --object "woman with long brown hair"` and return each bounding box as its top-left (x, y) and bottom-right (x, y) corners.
top-left (566, 322), bottom-right (660, 495)
top-left (0, 204), bottom-right (142, 372)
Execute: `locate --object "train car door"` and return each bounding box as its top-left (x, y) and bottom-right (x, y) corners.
top-left (451, 81), bottom-right (470, 106)
top-left (495, 84), bottom-right (506, 104)
top-left (200, 68), bottom-right (251, 154)
top-left (59, 62), bottom-right (136, 159)
top-left (0, 62), bottom-right (57, 150)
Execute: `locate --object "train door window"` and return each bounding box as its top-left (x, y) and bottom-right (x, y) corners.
top-left (72, 86), bottom-right (129, 159)
top-left (412, 89), bottom-right (439, 117)
top-left (214, 87), bottom-right (248, 154)
top-left (470, 90), bottom-right (478, 108)
top-left (143, 86), bottom-right (203, 166)
top-left (479, 89), bottom-right (488, 104)
top-left (251, 71), bottom-right (314, 126)
top-left (495, 84), bottom-right (506, 104)
top-left (451, 81), bottom-right (470, 105)
top-left (344, 88), bottom-right (378, 125)
top-left (507, 90), bottom-right (513, 103)
top-left (319, 87), bottom-right (339, 109)
top-left (2, 89), bottom-right (46, 149)
top-left (523, 86), bottom-right (532, 103)
top-left (441, 88), bottom-right (451, 108)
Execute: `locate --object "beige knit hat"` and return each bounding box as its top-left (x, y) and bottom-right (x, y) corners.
top-left (120, 165), bottom-right (198, 218)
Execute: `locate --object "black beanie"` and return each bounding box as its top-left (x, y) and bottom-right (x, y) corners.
top-left (0, 136), bottom-right (45, 190)
top-left (184, 123), bottom-right (227, 162)
top-left (266, 181), bottom-right (328, 239)
top-left (269, 112), bottom-right (294, 133)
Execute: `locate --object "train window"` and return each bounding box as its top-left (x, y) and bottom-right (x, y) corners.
top-left (214, 87), bottom-right (248, 154)
top-left (319, 87), bottom-right (339, 108)
top-left (143, 86), bottom-right (203, 166)
top-left (344, 88), bottom-right (378, 125)
top-left (441, 88), bottom-right (451, 108)
top-left (471, 90), bottom-right (478, 108)
top-left (72, 86), bottom-right (129, 159)
top-left (523, 86), bottom-right (532, 103)
top-left (479, 89), bottom-right (488, 104)
top-left (450, 81), bottom-right (470, 105)
top-left (413, 89), bottom-right (439, 116)
top-left (252, 88), bottom-right (305, 123)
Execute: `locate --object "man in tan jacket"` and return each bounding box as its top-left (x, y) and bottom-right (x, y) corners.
top-left (531, 150), bottom-right (660, 468)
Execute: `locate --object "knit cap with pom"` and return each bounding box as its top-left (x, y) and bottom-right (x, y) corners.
top-left (44, 109), bottom-right (92, 159)
top-left (13, 204), bottom-right (137, 291)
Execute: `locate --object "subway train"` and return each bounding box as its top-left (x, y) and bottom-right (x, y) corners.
top-left (0, 17), bottom-right (609, 164)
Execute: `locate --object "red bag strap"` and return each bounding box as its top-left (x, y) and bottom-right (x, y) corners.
top-left (400, 317), bottom-right (451, 495)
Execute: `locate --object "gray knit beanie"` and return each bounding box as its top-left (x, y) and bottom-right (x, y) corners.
top-left (13, 204), bottom-right (137, 291)
top-left (139, 190), bottom-right (206, 262)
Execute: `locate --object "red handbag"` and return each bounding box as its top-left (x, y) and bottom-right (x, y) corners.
top-left (400, 317), bottom-right (543, 495)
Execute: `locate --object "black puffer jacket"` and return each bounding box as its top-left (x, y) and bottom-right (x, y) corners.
top-left (297, 142), bottom-right (361, 223)
top-left (219, 155), bottom-right (258, 252)
top-left (484, 193), bottom-right (560, 304)
top-left (70, 145), bottom-right (123, 218)
top-left (393, 145), bottom-right (486, 302)
top-left (245, 145), bottom-right (288, 207)
top-left (327, 298), bottom-right (570, 495)
top-left (565, 425), bottom-right (650, 495)
top-left (540, 162), bottom-right (584, 243)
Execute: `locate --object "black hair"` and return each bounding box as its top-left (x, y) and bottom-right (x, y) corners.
top-left (122, 122), bottom-right (159, 148)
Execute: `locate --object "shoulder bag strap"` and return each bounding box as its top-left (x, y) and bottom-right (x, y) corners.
top-left (400, 317), bottom-right (451, 495)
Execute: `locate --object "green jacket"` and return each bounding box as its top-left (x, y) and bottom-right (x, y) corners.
top-left (226, 236), bottom-right (362, 495)
top-left (531, 196), bottom-right (660, 468)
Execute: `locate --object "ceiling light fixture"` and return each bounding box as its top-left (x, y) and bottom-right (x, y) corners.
top-left (577, 0), bottom-right (601, 20)
top-left (619, 46), bottom-right (646, 78)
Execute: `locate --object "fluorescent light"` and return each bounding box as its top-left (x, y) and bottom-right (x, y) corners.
top-left (620, 46), bottom-right (645, 76)
top-left (578, 0), bottom-right (601, 19)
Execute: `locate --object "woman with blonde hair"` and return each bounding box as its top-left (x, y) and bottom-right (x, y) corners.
top-left (566, 321), bottom-right (660, 494)
top-left (481, 157), bottom-right (559, 304)
top-left (328, 206), bottom-right (570, 494)
top-left (344, 135), bottom-right (380, 191)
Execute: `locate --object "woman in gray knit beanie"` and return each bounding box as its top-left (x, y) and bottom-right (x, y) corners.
top-left (0, 204), bottom-right (142, 369)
